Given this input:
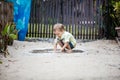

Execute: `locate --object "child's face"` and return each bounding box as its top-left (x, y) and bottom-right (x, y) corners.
top-left (53, 28), bottom-right (61, 36)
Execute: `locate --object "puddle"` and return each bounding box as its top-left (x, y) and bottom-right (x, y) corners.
top-left (31, 49), bottom-right (84, 53)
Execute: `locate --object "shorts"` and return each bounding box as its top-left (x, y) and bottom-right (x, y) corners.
top-left (69, 42), bottom-right (74, 49)
top-left (60, 40), bottom-right (74, 49)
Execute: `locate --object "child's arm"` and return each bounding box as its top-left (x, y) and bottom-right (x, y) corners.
top-left (54, 43), bottom-right (57, 51)
top-left (54, 37), bottom-right (58, 52)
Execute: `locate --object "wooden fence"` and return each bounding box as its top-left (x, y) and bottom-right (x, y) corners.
top-left (27, 0), bottom-right (105, 40)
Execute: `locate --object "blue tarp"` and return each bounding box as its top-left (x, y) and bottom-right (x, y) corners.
top-left (6, 0), bottom-right (32, 41)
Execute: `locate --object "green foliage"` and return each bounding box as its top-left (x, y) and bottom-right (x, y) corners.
top-left (0, 23), bottom-right (18, 58)
top-left (1, 23), bottom-right (18, 40)
top-left (102, 0), bottom-right (120, 39)
top-left (114, 1), bottom-right (120, 21)
top-left (0, 61), bottom-right (2, 64)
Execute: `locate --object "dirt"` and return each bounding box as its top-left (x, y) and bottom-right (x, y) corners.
top-left (31, 49), bottom-right (84, 53)
top-left (0, 40), bottom-right (120, 80)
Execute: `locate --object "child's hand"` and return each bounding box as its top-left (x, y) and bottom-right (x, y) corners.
top-left (61, 48), bottom-right (66, 52)
top-left (54, 49), bottom-right (56, 52)
top-left (66, 50), bottom-right (72, 53)
top-left (54, 44), bottom-right (57, 52)
top-left (54, 48), bottom-right (57, 52)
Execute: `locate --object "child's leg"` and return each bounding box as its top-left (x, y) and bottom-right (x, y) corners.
top-left (58, 41), bottom-right (73, 53)
top-left (58, 40), bottom-right (64, 47)
top-left (68, 42), bottom-right (74, 49)
top-left (65, 43), bottom-right (72, 50)
top-left (66, 42), bottom-right (74, 53)
top-left (58, 40), bottom-right (66, 52)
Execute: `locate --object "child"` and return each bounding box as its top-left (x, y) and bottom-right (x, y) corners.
top-left (53, 23), bottom-right (76, 53)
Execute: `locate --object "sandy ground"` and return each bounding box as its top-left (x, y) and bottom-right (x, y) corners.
top-left (0, 40), bottom-right (120, 80)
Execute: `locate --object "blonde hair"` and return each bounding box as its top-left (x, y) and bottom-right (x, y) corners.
top-left (53, 23), bottom-right (65, 31)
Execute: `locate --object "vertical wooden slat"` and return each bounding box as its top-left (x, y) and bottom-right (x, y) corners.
top-left (49, 0), bottom-right (52, 38)
top-left (68, 0), bottom-right (70, 32)
top-left (81, 0), bottom-right (84, 39)
top-left (83, 0), bottom-right (85, 39)
top-left (50, 0), bottom-right (52, 38)
top-left (32, 0), bottom-right (34, 37)
top-left (68, 0), bottom-right (70, 31)
top-left (48, 0), bottom-right (50, 38)
top-left (35, 0), bottom-right (37, 38)
top-left (39, 0), bottom-right (42, 38)
top-left (98, 0), bottom-right (103, 39)
top-left (66, 0), bottom-right (69, 31)
top-left (56, 0), bottom-right (59, 23)
top-left (55, 0), bottom-right (57, 23)
top-left (63, 0), bottom-right (66, 28)
top-left (80, 0), bottom-right (83, 39)
top-left (33, 0), bottom-right (35, 37)
top-left (45, 1), bottom-right (48, 38)
top-left (88, 0), bottom-right (91, 39)
top-left (85, 0), bottom-right (87, 39)
top-left (100, 0), bottom-right (104, 39)
top-left (32, 0), bottom-right (35, 37)
top-left (75, 0), bottom-right (77, 39)
top-left (70, 0), bottom-right (73, 34)
top-left (51, 0), bottom-right (54, 38)
top-left (35, 0), bottom-right (38, 38)
top-left (74, 0), bottom-right (76, 38)
top-left (78, 0), bottom-right (81, 39)
top-left (78, 0), bottom-right (80, 39)
top-left (41, 1), bottom-right (43, 38)
top-left (77, 0), bottom-right (80, 39)
top-left (44, 1), bottom-right (46, 38)
top-left (37, 0), bottom-right (40, 37)
top-left (89, 0), bottom-right (92, 40)
top-left (41, 0), bottom-right (43, 38)
top-left (77, 0), bottom-right (79, 39)
top-left (89, 0), bottom-right (93, 40)
top-left (83, 0), bottom-right (85, 40)
top-left (95, 0), bottom-right (99, 39)
top-left (43, 1), bottom-right (45, 38)
top-left (86, 0), bottom-right (89, 39)
top-left (45, 1), bottom-right (47, 38)
top-left (92, 0), bottom-right (95, 39)
top-left (31, 0), bottom-right (34, 37)
top-left (72, 0), bottom-right (74, 36)
top-left (29, 2), bottom-right (32, 37)
top-left (95, 0), bottom-right (98, 39)
top-left (34, 0), bottom-right (37, 37)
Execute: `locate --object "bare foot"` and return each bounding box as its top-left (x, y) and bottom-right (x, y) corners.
top-left (66, 50), bottom-right (72, 53)
top-left (61, 49), bottom-right (66, 52)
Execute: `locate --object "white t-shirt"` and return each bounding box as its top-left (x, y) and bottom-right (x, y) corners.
top-left (55, 31), bottom-right (76, 47)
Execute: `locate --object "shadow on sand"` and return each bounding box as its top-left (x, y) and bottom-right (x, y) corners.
top-left (31, 49), bottom-right (84, 53)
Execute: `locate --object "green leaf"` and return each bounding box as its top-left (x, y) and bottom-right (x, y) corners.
top-left (7, 25), bottom-right (11, 34)
top-left (1, 23), bottom-right (9, 36)
top-left (9, 34), bottom-right (17, 39)
top-left (10, 25), bottom-right (15, 33)
top-left (0, 60), bottom-right (2, 64)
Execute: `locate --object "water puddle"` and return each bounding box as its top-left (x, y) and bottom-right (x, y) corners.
top-left (31, 49), bottom-right (84, 53)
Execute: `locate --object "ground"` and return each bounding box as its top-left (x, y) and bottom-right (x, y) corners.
top-left (0, 40), bottom-right (120, 80)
